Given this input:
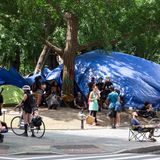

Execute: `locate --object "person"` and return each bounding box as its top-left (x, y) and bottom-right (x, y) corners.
top-left (35, 82), bottom-right (46, 107)
top-left (99, 86), bottom-right (111, 110)
top-left (88, 85), bottom-right (100, 125)
top-left (21, 85), bottom-right (35, 137)
top-left (88, 77), bottom-right (96, 93)
top-left (32, 76), bottom-right (43, 92)
top-left (115, 89), bottom-right (124, 127)
top-left (96, 77), bottom-right (104, 91)
top-left (0, 88), bottom-right (4, 116)
top-left (137, 102), bottom-right (156, 118)
top-left (0, 88), bottom-right (5, 142)
top-left (74, 92), bottom-right (87, 109)
top-left (106, 86), bottom-right (118, 128)
top-left (131, 112), bottom-right (156, 142)
top-left (103, 77), bottom-right (113, 89)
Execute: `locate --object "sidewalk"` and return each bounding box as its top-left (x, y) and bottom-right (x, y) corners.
top-left (0, 107), bottom-right (159, 155)
top-left (1, 128), bottom-right (160, 155)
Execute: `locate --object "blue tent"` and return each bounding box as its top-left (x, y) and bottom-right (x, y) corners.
top-left (46, 50), bottom-right (160, 108)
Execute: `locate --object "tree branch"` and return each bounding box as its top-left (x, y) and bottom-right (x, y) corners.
top-left (77, 41), bottom-right (103, 53)
top-left (45, 40), bottom-right (64, 57)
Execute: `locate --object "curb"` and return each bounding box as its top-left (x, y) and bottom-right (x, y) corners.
top-left (116, 145), bottom-right (160, 154)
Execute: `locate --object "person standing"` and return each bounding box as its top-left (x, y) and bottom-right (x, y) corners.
top-left (21, 85), bottom-right (34, 137)
top-left (107, 86), bottom-right (118, 128)
top-left (0, 88), bottom-right (4, 142)
top-left (88, 85), bottom-right (100, 125)
top-left (0, 88), bottom-right (4, 116)
top-left (104, 77), bottom-right (113, 89)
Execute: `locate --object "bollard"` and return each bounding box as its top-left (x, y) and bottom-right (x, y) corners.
top-left (78, 108), bottom-right (86, 129)
top-left (1, 108), bottom-right (7, 122)
top-left (81, 109), bottom-right (84, 129)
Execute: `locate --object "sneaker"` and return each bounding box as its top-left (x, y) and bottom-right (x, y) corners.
top-left (112, 125), bottom-right (116, 129)
top-left (149, 137), bottom-right (156, 142)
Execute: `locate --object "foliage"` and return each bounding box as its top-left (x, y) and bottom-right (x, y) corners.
top-left (0, 0), bottom-right (160, 74)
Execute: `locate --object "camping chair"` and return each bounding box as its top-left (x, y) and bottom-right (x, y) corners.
top-left (128, 126), bottom-right (149, 142)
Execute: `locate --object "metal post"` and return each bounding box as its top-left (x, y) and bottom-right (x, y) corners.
top-left (3, 111), bottom-right (5, 122)
top-left (81, 119), bottom-right (84, 129)
top-left (2, 109), bottom-right (7, 122)
top-left (81, 109), bottom-right (84, 129)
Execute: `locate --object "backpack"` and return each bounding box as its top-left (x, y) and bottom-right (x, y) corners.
top-left (28, 94), bottom-right (37, 109)
top-left (32, 116), bottom-right (42, 127)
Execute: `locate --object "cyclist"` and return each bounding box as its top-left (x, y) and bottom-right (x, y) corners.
top-left (21, 85), bottom-right (35, 137)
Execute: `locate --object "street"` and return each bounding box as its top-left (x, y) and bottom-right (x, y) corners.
top-left (0, 128), bottom-right (160, 159)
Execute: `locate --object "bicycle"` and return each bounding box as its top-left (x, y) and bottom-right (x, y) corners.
top-left (10, 108), bottom-right (45, 138)
top-left (149, 118), bottom-right (160, 137)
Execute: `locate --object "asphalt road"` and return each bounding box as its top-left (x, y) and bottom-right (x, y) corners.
top-left (0, 128), bottom-right (160, 159)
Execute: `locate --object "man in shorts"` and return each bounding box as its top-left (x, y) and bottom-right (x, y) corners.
top-left (107, 86), bottom-right (118, 128)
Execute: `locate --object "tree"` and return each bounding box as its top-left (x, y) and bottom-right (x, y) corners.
top-left (1, 0), bottom-right (160, 96)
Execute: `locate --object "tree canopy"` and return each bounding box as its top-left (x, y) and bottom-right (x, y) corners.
top-left (0, 0), bottom-right (160, 74)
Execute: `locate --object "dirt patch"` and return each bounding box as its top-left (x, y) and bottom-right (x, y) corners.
top-left (38, 107), bottom-right (131, 129)
top-left (4, 106), bottom-right (153, 130)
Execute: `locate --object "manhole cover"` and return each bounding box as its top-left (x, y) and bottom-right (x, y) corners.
top-left (53, 145), bottom-right (104, 154)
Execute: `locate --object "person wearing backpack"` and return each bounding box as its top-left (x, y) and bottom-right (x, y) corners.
top-left (21, 85), bottom-right (35, 137)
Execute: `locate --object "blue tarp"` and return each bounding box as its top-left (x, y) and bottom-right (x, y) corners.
top-left (0, 67), bottom-right (28, 87)
top-left (74, 50), bottom-right (160, 108)
top-left (1, 50), bottom-right (160, 108)
top-left (46, 50), bottom-right (160, 108)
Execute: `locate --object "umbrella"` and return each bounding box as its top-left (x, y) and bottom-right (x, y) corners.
top-left (0, 85), bottom-right (24, 105)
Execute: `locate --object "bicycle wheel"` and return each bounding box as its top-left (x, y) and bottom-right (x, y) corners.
top-left (33, 120), bottom-right (45, 138)
top-left (10, 116), bottom-right (25, 136)
top-left (149, 118), bottom-right (160, 137)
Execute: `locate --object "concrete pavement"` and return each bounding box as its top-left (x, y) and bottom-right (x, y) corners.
top-left (0, 128), bottom-right (160, 156)
top-left (0, 109), bottom-right (160, 156)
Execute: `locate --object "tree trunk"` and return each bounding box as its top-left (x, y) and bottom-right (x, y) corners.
top-left (34, 45), bottom-right (49, 74)
top-left (10, 46), bottom-right (20, 71)
top-left (62, 12), bottom-right (78, 96)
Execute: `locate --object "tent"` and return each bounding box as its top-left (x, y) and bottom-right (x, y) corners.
top-left (46, 50), bottom-right (160, 108)
top-left (0, 85), bottom-right (24, 105)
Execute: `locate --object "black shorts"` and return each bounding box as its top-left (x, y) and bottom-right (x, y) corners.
top-left (108, 108), bottom-right (117, 118)
top-left (23, 107), bottom-right (32, 114)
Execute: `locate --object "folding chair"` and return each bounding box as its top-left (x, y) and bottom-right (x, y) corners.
top-left (128, 126), bottom-right (149, 142)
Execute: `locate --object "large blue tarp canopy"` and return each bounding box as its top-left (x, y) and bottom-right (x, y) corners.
top-left (1, 49), bottom-right (160, 108)
top-left (46, 50), bottom-right (160, 108)
top-left (75, 50), bottom-right (160, 108)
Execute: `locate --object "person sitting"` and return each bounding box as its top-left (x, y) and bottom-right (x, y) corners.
top-left (137, 102), bottom-right (157, 118)
top-left (46, 82), bottom-right (61, 109)
top-left (74, 92), bottom-right (87, 109)
top-left (131, 112), bottom-right (156, 142)
top-left (34, 82), bottom-right (46, 107)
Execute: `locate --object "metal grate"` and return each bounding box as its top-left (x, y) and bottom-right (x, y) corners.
top-left (54, 145), bottom-right (98, 149)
